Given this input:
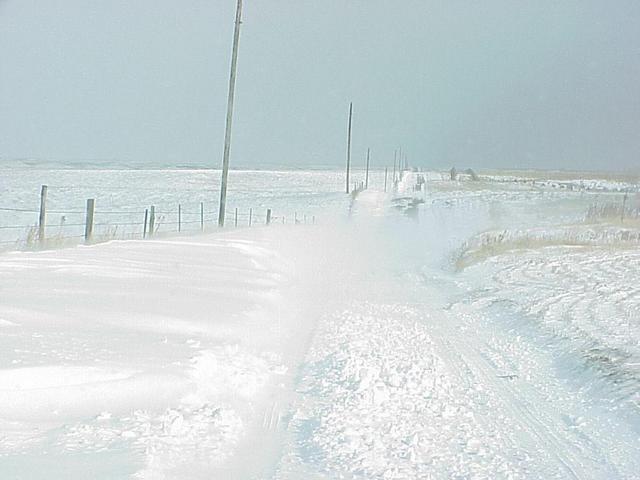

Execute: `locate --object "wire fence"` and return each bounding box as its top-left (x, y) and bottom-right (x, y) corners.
top-left (0, 185), bottom-right (318, 250)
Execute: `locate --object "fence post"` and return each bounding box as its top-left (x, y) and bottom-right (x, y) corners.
top-left (143, 209), bottom-right (149, 238)
top-left (38, 185), bottom-right (47, 244)
top-left (200, 202), bottom-right (204, 231)
top-left (178, 204), bottom-right (182, 232)
top-left (149, 206), bottom-right (155, 237)
top-left (249, 208), bottom-right (252, 226)
top-left (84, 198), bottom-right (95, 242)
top-left (234, 207), bottom-right (238, 227)
top-left (266, 208), bottom-right (272, 225)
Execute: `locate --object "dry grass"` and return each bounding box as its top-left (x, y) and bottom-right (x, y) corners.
top-left (429, 179), bottom-right (518, 194)
top-left (454, 224), bottom-right (640, 270)
top-left (477, 168), bottom-right (640, 183)
top-left (585, 198), bottom-right (640, 226)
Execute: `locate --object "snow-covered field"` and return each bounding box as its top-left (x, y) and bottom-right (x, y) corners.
top-left (0, 168), bottom-right (385, 246)
top-left (1, 168), bottom-right (639, 479)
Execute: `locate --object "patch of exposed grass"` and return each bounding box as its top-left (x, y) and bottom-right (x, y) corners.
top-left (454, 225), bottom-right (640, 270)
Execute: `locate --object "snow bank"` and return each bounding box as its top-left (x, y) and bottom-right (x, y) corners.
top-left (0, 228), bottom-right (309, 477)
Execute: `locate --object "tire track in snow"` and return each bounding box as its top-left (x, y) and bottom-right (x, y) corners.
top-left (475, 247), bottom-right (640, 409)
top-left (429, 304), bottom-right (623, 479)
top-left (274, 302), bottom-right (540, 479)
top-left (431, 334), bottom-right (581, 478)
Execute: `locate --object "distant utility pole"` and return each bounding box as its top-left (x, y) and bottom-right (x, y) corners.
top-left (365, 148), bottom-right (370, 189)
top-left (346, 102), bottom-right (353, 194)
top-left (218, 0), bottom-right (243, 227)
top-left (393, 150), bottom-right (397, 182)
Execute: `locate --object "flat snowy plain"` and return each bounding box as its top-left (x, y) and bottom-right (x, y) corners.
top-left (0, 168), bottom-right (639, 479)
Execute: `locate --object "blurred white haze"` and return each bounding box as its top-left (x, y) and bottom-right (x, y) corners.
top-left (1, 2), bottom-right (640, 480)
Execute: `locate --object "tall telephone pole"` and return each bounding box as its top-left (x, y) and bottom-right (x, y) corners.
top-left (346, 102), bottom-right (353, 194)
top-left (365, 147), bottom-right (370, 189)
top-left (218, 0), bottom-right (243, 227)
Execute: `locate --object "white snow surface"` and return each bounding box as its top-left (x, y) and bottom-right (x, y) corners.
top-left (0, 169), bottom-right (639, 479)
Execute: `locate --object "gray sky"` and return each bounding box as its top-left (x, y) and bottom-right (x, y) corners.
top-left (1, 0), bottom-right (639, 171)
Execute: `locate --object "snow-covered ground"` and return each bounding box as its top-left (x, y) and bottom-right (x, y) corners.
top-left (462, 245), bottom-right (640, 410)
top-left (0, 168), bottom-right (379, 245)
top-left (0, 231), bottom-right (302, 478)
top-left (1, 169), bottom-right (639, 478)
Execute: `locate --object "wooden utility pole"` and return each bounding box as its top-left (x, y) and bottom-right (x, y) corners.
top-left (38, 185), bottom-right (47, 244)
top-left (365, 148), bottom-right (370, 189)
top-left (218, 0), bottom-right (243, 227)
top-left (393, 150), bottom-right (397, 183)
top-left (346, 102), bottom-right (353, 194)
top-left (384, 167), bottom-right (388, 192)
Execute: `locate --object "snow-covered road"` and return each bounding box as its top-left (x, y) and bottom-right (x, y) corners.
top-left (270, 190), bottom-right (640, 479)
top-left (1, 171), bottom-right (639, 479)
